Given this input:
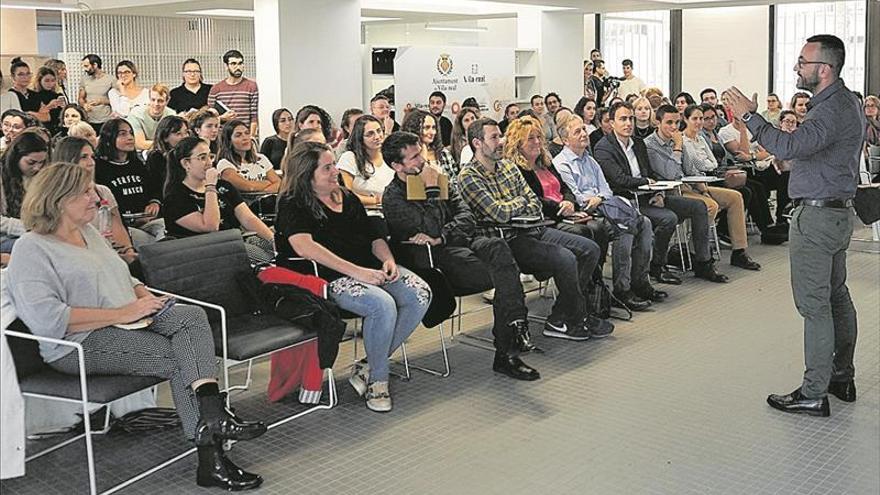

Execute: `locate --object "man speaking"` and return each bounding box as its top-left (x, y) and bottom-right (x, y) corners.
top-left (724, 34), bottom-right (864, 417)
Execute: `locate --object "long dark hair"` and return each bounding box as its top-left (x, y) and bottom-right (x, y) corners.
top-left (294, 105), bottom-right (333, 141)
top-left (279, 141), bottom-right (337, 221)
top-left (150, 115), bottom-right (189, 154)
top-left (53, 136), bottom-right (92, 165)
top-left (60, 103), bottom-right (87, 128)
top-left (271, 108), bottom-right (292, 134)
top-left (95, 118), bottom-right (139, 163)
top-left (217, 119), bottom-right (257, 166)
top-left (401, 109), bottom-right (443, 157)
top-left (164, 136), bottom-right (206, 198)
top-left (345, 114), bottom-right (383, 179)
top-left (450, 108), bottom-right (479, 164)
top-left (2, 132), bottom-right (49, 218)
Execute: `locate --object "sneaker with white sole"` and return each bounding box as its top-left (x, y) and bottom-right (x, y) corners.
top-left (365, 381), bottom-right (392, 412)
top-left (542, 319), bottom-right (591, 341)
top-left (348, 361), bottom-right (369, 397)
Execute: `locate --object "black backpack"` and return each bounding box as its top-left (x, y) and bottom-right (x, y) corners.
top-left (586, 278), bottom-right (632, 321)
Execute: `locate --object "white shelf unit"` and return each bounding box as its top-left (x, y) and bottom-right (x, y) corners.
top-left (514, 49), bottom-right (539, 102)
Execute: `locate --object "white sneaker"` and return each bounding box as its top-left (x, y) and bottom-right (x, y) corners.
top-left (365, 381), bottom-right (392, 412)
top-left (348, 361), bottom-right (369, 397)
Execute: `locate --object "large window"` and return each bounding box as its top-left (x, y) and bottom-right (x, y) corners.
top-left (774, 1), bottom-right (866, 105)
top-left (602, 11), bottom-right (670, 96)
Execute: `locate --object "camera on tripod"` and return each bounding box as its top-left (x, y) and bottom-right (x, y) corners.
top-left (604, 76), bottom-right (624, 89)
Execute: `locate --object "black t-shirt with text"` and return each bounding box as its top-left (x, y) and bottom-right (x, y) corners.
top-left (163, 179), bottom-right (244, 238)
top-left (94, 155), bottom-right (161, 215)
top-left (275, 190), bottom-right (382, 281)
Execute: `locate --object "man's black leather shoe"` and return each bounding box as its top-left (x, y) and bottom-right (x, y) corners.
top-left (828, 380), bottom-right (856, 402)
top-left (612, 291), bottom-right (652, 311)
top-left (694, 261), bottom-right (729, 283)
top-left (493, 353), bottom-right (540, 381)
top-left (766, 388), bottom-right (830, 417)
top-left (634, 285), bottom-right (668, 303)
top-left (650, 268), bottom-right (682, 285)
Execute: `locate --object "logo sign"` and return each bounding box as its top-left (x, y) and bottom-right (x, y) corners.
top-left (437, 54), bottom-right (453, 76)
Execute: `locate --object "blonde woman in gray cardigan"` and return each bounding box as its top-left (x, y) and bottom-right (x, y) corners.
top-left (6, 163), bottom-right (266, 490)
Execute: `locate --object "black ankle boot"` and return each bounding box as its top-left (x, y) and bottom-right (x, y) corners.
top-left (196, 443), bottom-right (263, 491)
top-left (512, 320), bottom-right (543, 354)
top-left (194, 385), bottom-right (267, 446)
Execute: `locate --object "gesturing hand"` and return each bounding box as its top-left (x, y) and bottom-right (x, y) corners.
top-left (722, 87), bottom-right (758, 119)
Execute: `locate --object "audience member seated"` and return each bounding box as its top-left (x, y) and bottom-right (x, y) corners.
top-left (216, 119), bottom-right (280, 193)
top-left (595, 102), bottom-right (728, 283)
top-left (53, 103), bottom-right (87, 141)
top-left (108, 60), bottom-right (148, 118)
top-left (632, 96), bottom-right (655, 140)
top-left (66, 121), bottom-right (98, 148)
top-left (336, 108), bottom-right (364, 157)
top-left (30, 66), bottom-right (65, 134)
top-left (291, 128), bottom-right (326, 147)
top-left (643, 87), bottom-right (665, 110)
top-left (1, 109), bottom-right (30, 152)
top-left (127, 84), bottom-right (176, 151)
top-left (168, 58), bottom-right (212, 115)
top-left (498, 103), bottom-right (520, 135)
top-left (505, 115), bottom-right (612, 267)
top-left (294, 105), bottom-right (334, 144)
top-left (674, 92), bottom-right (696, 114)
top-left (275, 141), bottom-right (431, 412)
top-left (1, 132), bottom-right (48, 253)
top-left (529, 94), bottom-right (556, 141)
top-left (163, 136), bottom-right (274, 263)
top-left (336, 115), bottom-right (393, 207)
top-left (427, 91), bottom-right (453, 147)
top-left (94, 118), bottom-right (165, 246)
top-left (548, 107), bottom-right (573, 157)
top-left (789, 92), bottom-right (810, 124)
top-left (401, 109), bottom-right (458, 186)
top-left (761, 93), bottom-right (783, 126)
top-left (699, 105), bottom-right (728, 164)
top-left (54, 136), bottom-right (138, 267)
top-left (260, 108), bottom-right (293, 170)
top-left (457, 117), bottom-right (613, 341)
top-left (864, 95), bottom-right (879, 149)
top-left (450, 107), bottom-right (479, 166)
top-left (647, 105), bottom-right (761, 270)
top-left (553, 114), bottom-right (661, 308)
top-left (5, 163), bottom-right (266, 490)
top-left (43, 58), bottom-right (69, 100)
top-left (369, 94), bottom-right (399, 135)
top-left (189, 107), bottom-right (221, 154)
top-left (145, 115), bottom-right (190, 199)
top-left (769, 110), bottom-right (798, 221)
top-left (589, 106), bottom-right (613, 153)
top-left (1, 68), bottom-right (23, 115)
top-left (381, 131), bottom-right (541, 379)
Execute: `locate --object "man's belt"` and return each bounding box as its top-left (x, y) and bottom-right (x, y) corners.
top-left (792, 198), bottom-right (854, 209)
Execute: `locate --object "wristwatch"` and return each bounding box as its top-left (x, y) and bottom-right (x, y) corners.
top-left (741, 112), bottom-right (753, 122)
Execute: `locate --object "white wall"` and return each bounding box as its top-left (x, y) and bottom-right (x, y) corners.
top-left (583, 14), bottom-right (597, 61)
top-left (681, 6), bottom-right (769, 99)
top-left (540, 12), bottom-right (584, 108)
top-left (363, 18), bottom-right (516, 48)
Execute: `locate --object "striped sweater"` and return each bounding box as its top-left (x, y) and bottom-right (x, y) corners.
top-left (207, 78), bottom-right (259, 128)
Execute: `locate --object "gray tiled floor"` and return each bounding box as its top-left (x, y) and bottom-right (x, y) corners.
top-left (3, 229), bottom-right (879, 495)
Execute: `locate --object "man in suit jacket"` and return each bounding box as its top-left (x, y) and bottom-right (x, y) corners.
top-left (593, 102), bottom-right (728, 283)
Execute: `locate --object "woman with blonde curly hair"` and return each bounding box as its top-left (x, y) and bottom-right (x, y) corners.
top-left (504, 116), bottom-right (611, 264)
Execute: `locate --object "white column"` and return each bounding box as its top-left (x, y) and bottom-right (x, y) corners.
top-left (254, 0), bottom-right (363, 139)
top-left (516, 10), bottom-right (585, 107)
top-left (539, 11), bottom-right (585, 108)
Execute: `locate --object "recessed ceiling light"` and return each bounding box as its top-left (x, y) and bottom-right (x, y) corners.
top-left (1, 1), bottom-right (79, 11)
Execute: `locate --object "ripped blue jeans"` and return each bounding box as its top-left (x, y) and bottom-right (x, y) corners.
top-left (328, 267), bottom-right (432, 382)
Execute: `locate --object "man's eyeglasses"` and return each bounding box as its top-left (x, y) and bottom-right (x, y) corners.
top-left (796, 57), bottom-right (832, 69)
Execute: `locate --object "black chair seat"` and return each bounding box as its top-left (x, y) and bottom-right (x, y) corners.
top-left (20, 371), bottom-right (163, 403)
top-left (218, 313), bottom-right (317, 361)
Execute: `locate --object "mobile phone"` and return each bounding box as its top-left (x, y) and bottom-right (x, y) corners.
top-left (214, 100), bottom-right (232, 115)
top-left (153, 297), bottom-right (177, 319)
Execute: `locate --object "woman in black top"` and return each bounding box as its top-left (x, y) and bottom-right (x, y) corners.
top-left (163, 137), bottom-right (274, 263)
top-left (8, 58), bottom-right (43, 118)
top-left (31, 66), bottom-right (65, 134)
top-left (145, 115), bottom-right (189, 200)
top-left (259, 108), bottom-right (293, 170)
top-left (94, 118), bottom-right (165, 245)
top-left (589, 107), bottom-right (613, 153)
top-left (168, 58), bottom-right (212, 114)
top-left (275, 141), bottom-right (431, 413)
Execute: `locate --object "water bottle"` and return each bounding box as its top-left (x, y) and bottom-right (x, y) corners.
top-left (97, 200), bottom-right (113, 240)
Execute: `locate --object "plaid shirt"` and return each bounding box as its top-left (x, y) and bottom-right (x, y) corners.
top-left (458, 158), bottom-right (543, 238)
